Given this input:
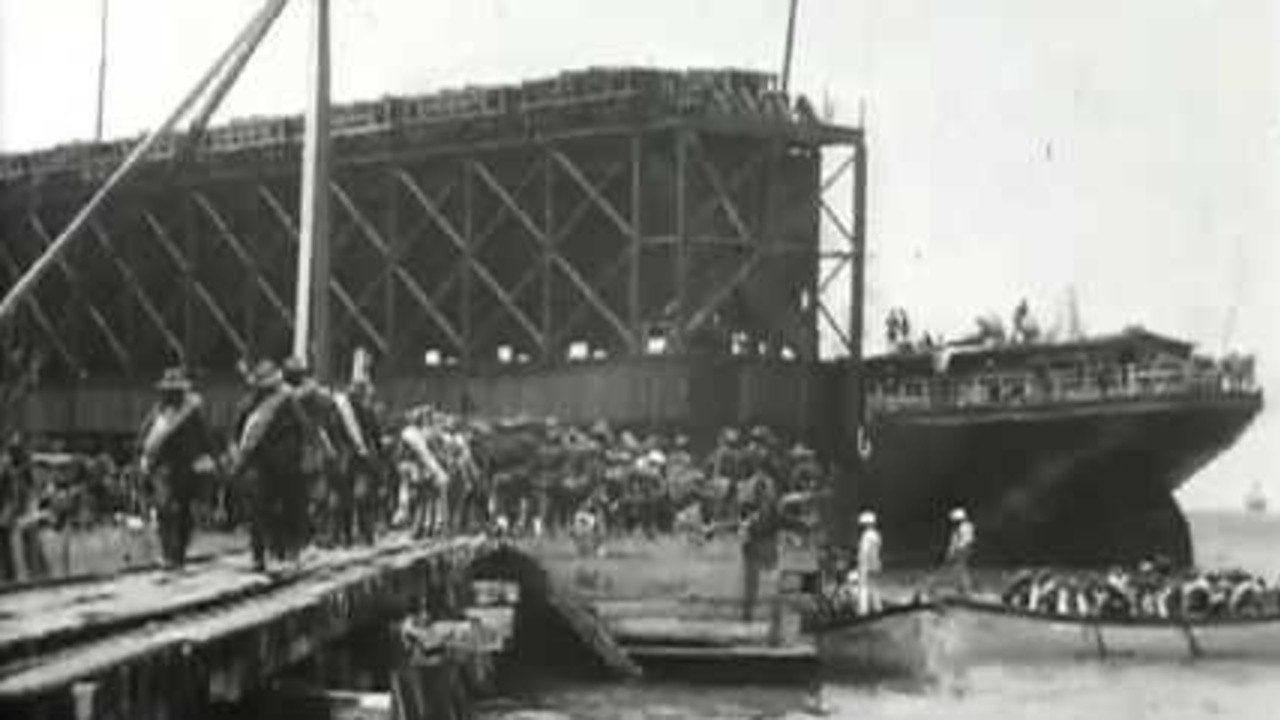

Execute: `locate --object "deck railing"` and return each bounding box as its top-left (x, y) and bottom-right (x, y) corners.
top-left (868, 359), bottom-right (1258, 413)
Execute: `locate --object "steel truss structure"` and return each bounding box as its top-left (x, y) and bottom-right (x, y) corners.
top-left (0, 69), bottom-right (864, 399)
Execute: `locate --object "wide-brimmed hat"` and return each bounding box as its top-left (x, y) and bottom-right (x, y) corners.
top-left (858, 510), bottom-right (877, 526)
top-left (155, 367), bottom-right (193, 392)
top-left (249, 360), bottom-right (283, 389)
top-left (949, 506), bottom-right (967, 522)
top-left (281, 356), bottom-right (310, 382)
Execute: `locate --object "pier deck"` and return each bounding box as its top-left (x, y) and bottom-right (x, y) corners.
top-left (0, 535), bottom-right (494, 720)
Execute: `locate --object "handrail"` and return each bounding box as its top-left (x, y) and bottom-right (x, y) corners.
top-left (868, 359), bottom-right (1258, 413)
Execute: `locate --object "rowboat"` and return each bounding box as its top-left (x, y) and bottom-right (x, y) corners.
top-left (811, 596), bottom-right (1280, 678)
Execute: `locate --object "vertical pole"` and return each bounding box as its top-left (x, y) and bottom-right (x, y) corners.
top-left (542, 150), bottom-right (554, 363)
top-left (384, 170), bottom-right (399, 373)
top-left (629, 135), bottom-right (642, 354)
top-left (850, 136), bottom-right (867, 379)
top-left (95, 0), bottom-right (110, 141)
top-left (673, 129), bottom-right (689, 353)
top-left (780, 0), bottom-right (800, 95)
top-left (843, 134), bottom-right (868, 550)
top-left (293, 0), bottom-right (332, 380)
top-left (462, 160), bottom-right (474, 370)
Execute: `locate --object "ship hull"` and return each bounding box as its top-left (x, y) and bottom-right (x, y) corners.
top-left (851, 394), bottom-right (1262, 568)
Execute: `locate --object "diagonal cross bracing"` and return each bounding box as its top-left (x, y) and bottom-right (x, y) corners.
top-left (470, 158), bottom-right (630, 352)
top-left (86, 221), bottom-right (186, 362)
top-left (30, 215), bottom-right (133, 372)
top-left (140, 210), bottom-right (249, 358)
top-left (396, 168), bottom-right (543, 352)
top-left (471, 158), bottom-right (633, 349)
top-left (191, 191), bottom-right (294, 330)
top-left (257, 183), bottom-right (390, 355)
top-left (0, 243), bottom-right (82, 375)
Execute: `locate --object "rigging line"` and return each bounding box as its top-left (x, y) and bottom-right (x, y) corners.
top-left (182, 0), bottom-right (291, 156)
top-left (0, 0), bottom-right (290, 326)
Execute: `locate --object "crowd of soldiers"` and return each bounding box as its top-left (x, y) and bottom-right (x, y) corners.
top-left (1002, 562), bottom-right (1280, 620)
top-left (4, 359), bottom-right (831, 578)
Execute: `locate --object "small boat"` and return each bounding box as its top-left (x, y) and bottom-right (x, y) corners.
top-left (811, 596), bottom-right (1280, 677)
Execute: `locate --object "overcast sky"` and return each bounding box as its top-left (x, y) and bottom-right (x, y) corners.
top-left (1, 0), bottom-right (1276, 508)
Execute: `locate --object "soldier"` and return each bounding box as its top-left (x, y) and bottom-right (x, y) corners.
top-left (738, 476), bottom-right (809, 622)
top-left (137, 368), bottom-right (217, 568)
top-left (232, 360), bottom-right (307, 572)
top-left (282, 357), bottom-right (347, 547)
top-left (335, 378), bottom-right (383, 544)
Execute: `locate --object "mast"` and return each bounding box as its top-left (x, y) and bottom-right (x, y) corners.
top-left (95, 0), bottom-right (109, 140)
top-left (780, 0), bottom-right (800, 94)
top-left (292, 0), bottom-right (333, 380)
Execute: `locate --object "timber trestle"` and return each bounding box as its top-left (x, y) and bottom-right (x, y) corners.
top-left (0, 535), bottom-right (555, 720)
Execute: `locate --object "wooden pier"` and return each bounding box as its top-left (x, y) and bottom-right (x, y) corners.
top-left (0, 535), bottom-right (545, 720)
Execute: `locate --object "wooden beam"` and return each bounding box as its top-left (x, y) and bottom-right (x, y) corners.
top-left (264, 181), bottom-right (462, 353)
top-left (191, 191), bottom-right (294, 330)
top-left (397, 168), bottom-right (543, 352)
top-left (688, 134), bottom-right (758, 247)
top-left (261, 181), bottom-right (389, 355)
top-left (550, 247), bottom-right (632, 348)
top-left (818, 255), bottom-right (849, 294)
top-left (30, 215), bottom-right (133, 373)
top-left (415, 162), bottom-right (541, 315)
top-left (0, 244), bottom-right (81, 375)
top-left (86, 221), bottom-right (186, 362)
top-left (550, 149), bottom-right (635, 240)
top-left (817, 300), bottom-right (853, 353)
top-left (473, 160), bottom-right (626, 342)
top-left (673, 130), bottom-right (690, 351)
top-left (628, 134), bottom-right (642, 351)
top-left (141, 210), bottom-right (249, 358)
top-left (684, 252), bottom-right (763, 336)
top-left (472, 159), bottom-right (633, 350)
top-left (686, 146), bottom-right (770, 237)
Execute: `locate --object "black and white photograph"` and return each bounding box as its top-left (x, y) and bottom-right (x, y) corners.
top-left (0, 1), bottom-right (1276, 718)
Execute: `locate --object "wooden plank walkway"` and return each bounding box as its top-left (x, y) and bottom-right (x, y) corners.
top-left (0, 552), bottom-right (269, 667)
top-left (0, 535), bottom-right (493, 720)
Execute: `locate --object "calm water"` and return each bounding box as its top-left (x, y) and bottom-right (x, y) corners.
top-left (485, 511), bottom-right (1280, 720)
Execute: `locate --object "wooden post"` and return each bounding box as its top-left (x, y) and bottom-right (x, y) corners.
top-left (293, 0), bottom-right (333, 380)
top-left (673, 129), bottom-right (689, 353)
top-left (629, 135), bottom-right (643, 353)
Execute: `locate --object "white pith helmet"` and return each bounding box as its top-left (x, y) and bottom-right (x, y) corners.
top-left (858, 510), bottom-right (877, 526)
top-left (950, 506), bottom-right (967, 522)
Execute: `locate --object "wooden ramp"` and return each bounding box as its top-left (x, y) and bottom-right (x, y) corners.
top-left (0, 535), bottom-right (494, 720)
top-left (539, 577), bottom-right (643, 679)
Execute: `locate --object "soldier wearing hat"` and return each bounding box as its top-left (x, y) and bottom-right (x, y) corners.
top-left (137, 367), bottom-right (217, 568)
top-left (282, 356), bottom-right (348, 547)
top-left (232, 359), bottom-right (308, 571)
